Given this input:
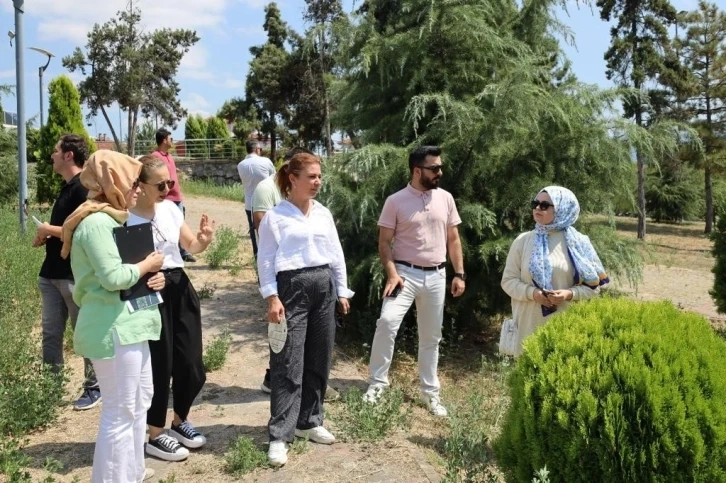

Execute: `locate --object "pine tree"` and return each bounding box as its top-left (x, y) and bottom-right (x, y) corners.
top-left (205, 116), bottom-right (230, 139)
top-left (184, 114), bottom-right (204, 140)
top-left (246, 2), bottom-right (290, 160)
top-left (677, 1), bottom-right (726, 233)
top-left (36, 76), bottom-right (96, 202)
top-left (597, 0), bottom-right (678, 239)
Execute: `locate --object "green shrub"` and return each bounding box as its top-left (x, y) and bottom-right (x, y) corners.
top-left (223, 436), bottom-right (268, 475)
top-left (711, 212), bottom-right (726, 313)
top-left (204, 226), bottom-right (241, 268)
top-left (330, 386), bottom-right (411, 442)
top-left (35, 75), bottom-right (96, 203)
top-left (202, 331), bottom-right (232, 372)
top-left (494, 298), bottom-right (726, 482)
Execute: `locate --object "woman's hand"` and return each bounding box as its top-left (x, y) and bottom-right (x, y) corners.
top-left (338, 297), bottom-right (350, 315)
top-left (267, 295), bottom-right (285, 323)
top-left (533, 290), bottom-right (554, 308)
top-left (547, 289), bottom-right (573, 306)
top-left (146, 272), bottom-right (166, 291)
top-left (196, 214), bottom-right (215, 247)
top-left (139, 251), bottom-right (164, 275)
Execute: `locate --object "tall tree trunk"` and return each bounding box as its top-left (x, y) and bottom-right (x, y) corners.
top-left (320, 31), bottom-right (333, 157)
top-left (270, 125), bottom-right (277, 161)
top-left (705, 165), bottom-right (714, 233)
top-left (99, 105), bottom-right (122, 152)
top-left (126, 109), bottom-right (133, 155)
top-left (635, 110), bottom-right (646, 240)
top-left (128, 108), bottom-right (139, 156)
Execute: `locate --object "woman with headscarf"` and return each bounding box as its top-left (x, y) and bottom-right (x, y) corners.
top-left (501, 186), bottom-right (609, 357)
top-left (61, 150), bottom-right (166, 483)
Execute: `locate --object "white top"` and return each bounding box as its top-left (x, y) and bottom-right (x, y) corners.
top-left (237, 153), bottom-right (276, 208)
top-left (257, 200), bottom-right (355, 300)
top-left (501, 230), bottom-right (600, 357)
top-left (127, 200), bottom-right (185, 270)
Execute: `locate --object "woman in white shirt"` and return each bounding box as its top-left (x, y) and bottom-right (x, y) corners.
top-left (257, 152), bottom-right (354, 467)
top-left (128, 156), bottom-right (215, 463)
top-left (501, 186), bottom-right (608, 357)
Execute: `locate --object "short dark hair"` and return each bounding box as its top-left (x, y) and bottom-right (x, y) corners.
top-left (155, 128), bottom-right (172, 146)
top-left (246, 139), bottom-right (260, 154)
top-left (284, 146), bottom-right (313, 161)
top-left (59, 134), bottom-right (89, 168)
top-left (408, 145), bottom-right (441, 173)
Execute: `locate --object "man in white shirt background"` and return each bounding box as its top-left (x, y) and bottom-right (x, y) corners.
top-left (237, 139), bottom-right (276, 257)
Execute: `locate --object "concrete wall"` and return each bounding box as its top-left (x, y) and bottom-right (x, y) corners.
top-left (176, 159), bottom-right (239, 185)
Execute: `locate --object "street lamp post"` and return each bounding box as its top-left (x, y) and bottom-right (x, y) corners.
top-left (12, 0), bottom-right (27, 232)
top-left (29, 47), bottom-right (54, 129)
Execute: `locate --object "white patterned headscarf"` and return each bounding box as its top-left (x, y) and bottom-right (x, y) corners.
top-left (528, 186), bottom-right (609, 292)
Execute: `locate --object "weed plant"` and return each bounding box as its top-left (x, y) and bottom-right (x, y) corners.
top-left (223, 436), bottom-right (268, 476)
top-left (330, 386), bottom-right (411, 442)
top-left (203, 331), bottom-right (232, 372)
top-left (204, 226), bottom-right (241, 269)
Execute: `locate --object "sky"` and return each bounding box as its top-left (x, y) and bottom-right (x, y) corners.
top-left (0, 0), bottom-right (710, 141)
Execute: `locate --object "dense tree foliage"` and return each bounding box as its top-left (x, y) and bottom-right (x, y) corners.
top-left (35, 76), bottom-right (96, 203)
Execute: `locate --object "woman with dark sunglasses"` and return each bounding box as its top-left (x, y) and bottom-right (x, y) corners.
top-left (127, 155), bottom-right (215, 462)
top-left (501, 186), bottom-right (609, 357)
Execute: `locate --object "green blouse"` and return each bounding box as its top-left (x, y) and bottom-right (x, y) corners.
top-left (70, 212), bottom-right (161, 359)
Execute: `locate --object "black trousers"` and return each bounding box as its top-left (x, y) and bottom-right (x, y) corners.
top-left (147, 268), bottom-right (206, 428)
top-left (245, 209), bottom-right (258, 257)
top-left (269, 265), bottom-right (337, 443)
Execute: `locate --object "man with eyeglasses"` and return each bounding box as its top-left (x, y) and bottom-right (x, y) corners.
top-left (32, 134), bottom-right (101, 410)
top-left (152, 128), bottom-right (196, 263)
top-left (363, 145), bottom-right (466, 417)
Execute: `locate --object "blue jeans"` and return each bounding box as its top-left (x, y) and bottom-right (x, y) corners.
top-left (174, 201), bottom-right (191, 258)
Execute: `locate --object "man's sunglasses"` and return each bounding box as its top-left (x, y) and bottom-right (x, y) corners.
top-left (531, 200), bottom-right (555, 211)
top-left (132, 179), bottom-right (140, 190)
top-left (420, 165), bottom-right (443, 174)
top-left (147, 180), bottom-right (176, 191)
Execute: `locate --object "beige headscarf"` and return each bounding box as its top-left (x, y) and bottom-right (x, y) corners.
top-left (61, 150), bottom-right (143, 259)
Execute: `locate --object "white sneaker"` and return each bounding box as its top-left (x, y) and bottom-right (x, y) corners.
top-left (294, 426), bottom-right (336, 445)
top-left (363, 384), bottom-right (385, 404)
top-left (421, 394), bottom-right (448, 417)
top-left (268, 440), bottom-right (289, 467)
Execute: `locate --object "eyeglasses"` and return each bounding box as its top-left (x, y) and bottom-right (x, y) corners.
top-left (531, 200), bottom-right (555, 211)
top-left (151, 220), bottom-right (167, 246)
top-left (146, 180), bottom-right (175, 191)
top-left (420, 165), bottom-right (443, 174)
top-left (132, 179), bottom-right (140, 189)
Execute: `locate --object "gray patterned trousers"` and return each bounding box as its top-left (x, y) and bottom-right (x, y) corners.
top-left (269, 265), bottom-right (337, 443)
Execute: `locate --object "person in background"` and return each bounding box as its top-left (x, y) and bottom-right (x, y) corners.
top-left (363, 146), bottom-right (465, 417)
top-left (128, 155), bottom-right (215, 462)
top-left (152, 128), bottom-right (195, 263)
top-left (32, 134), bottom-right (101, 410)
top-left (251, 146), bottom-right (312, 394)
top-left (501, 186), bottom-right (608, 357)
top-left (237, 139), bottom-right (275, 257)
top-left (257, 152), bottom-right (353, 467)
top-left (61, 150), bottom-right (166, 483)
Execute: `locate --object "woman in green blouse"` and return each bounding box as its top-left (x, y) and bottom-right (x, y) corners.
top-left (61, 150), bottom-right (165, 483)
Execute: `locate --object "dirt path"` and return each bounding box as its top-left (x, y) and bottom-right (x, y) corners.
top-left (19, 196), bottom-right (439, 483)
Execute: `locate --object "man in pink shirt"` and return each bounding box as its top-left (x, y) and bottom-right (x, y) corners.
top-left (364, 146), bottom-right (466, 417)
top-left (151, 128), bottom-right (195, 262)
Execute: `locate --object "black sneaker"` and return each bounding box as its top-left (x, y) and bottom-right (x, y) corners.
top-left (261, 369), bottom-right (271, 394)
top-left (145, 434), bottom-right (190, 462)
top-left (74, 387), bottom-right (102, 411)
top-left (170, 420), bottom-right (206, 449)
top-left (182, 254), bottom-right (197, 263)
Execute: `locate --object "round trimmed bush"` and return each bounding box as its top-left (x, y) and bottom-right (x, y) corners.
top-left (494, 297), bottom-right (726, 482)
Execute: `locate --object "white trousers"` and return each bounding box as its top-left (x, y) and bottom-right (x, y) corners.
top-left (368, 264), bottom-right (446, 396)
top-left (91, 333), bottom-right (153, 483)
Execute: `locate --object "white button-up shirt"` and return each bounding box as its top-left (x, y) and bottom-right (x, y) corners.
top-left (257, 200), bottom-right (355, 300)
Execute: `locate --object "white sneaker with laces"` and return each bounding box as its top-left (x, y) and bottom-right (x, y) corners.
top-left (421, 393), bottom-right (448, 417)
top-left (268, 440), bottom-right (289, 467)
top-left (363, 384), bottom-right (385, 404)
top-left (294, 426), bottom-right (336, 445)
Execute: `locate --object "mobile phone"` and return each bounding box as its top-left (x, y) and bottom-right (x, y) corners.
top-left (388, 278), bottom-right (405, 298)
